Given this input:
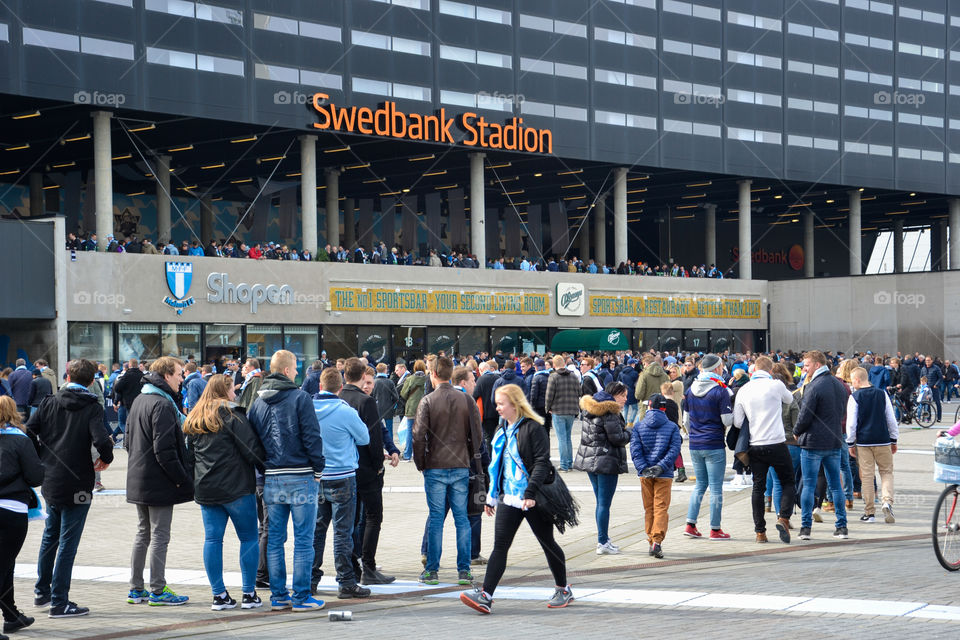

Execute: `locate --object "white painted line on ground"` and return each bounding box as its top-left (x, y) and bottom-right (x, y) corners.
top-left (906, 604), bottom-right (960, 621)
top-left (682, 593), bottom-right (811, 610)
top-left (898, 449), bottom-right (934, 456)
top-left (385, 483), bottom-right (750, 494)
top-left (785, 597), bottom-right (927, 616)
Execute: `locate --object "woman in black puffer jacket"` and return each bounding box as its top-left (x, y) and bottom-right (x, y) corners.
top-left (574, 382), bottom-right (630, 554)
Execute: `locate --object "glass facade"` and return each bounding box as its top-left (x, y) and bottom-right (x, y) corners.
top-left (161, 323), bottom-right (201, 359)
top-left (118, 323), bottom-right (161, 363)
top-left (68, 322), bottom-right (112, 363)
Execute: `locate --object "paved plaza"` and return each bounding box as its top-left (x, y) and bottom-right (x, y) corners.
top-left (10, 413), bottom-right (960, 639)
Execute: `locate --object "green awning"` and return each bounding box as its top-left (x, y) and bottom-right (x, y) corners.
top-left (550, 329), bottom-right (628, 352)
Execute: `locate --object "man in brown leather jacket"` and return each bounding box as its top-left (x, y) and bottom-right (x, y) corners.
top-left (412, 356), bottom-right (482, 586)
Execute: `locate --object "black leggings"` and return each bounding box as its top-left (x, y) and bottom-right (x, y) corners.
top-left (0, 511), bottom-right (28, 622)
top-left (482, 504), bottom-right (566, 596)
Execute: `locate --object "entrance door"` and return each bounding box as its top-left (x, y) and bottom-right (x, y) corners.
top-left (205, 324), bottom-right (243, 372)
top-left (393, 326), bottom-right (425, 363)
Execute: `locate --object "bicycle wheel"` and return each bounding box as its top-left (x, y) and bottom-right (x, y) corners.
top-left (917, 403), bottom-right (936, 428)
top-left (932, 484), bottom-right (960, 571)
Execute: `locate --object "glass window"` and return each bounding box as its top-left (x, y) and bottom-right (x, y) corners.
top-left (69, 322), bottom-right (113, 364)
top-left (161, 324), bottom-right (200, 359)
top-left (0, 24), bottom-right (8, 42)
top-left (205, 324), bottom-right (243, 368)
top-left (196, 53), bottom-right (243, 76)
top-left (491, 327), bottom-right (519, 356)
top-left (457, 327), bottom-right (489, 357)
top-left (298, 21), bottom-right (341, 42)
top-left (683, 330), bottom-right (708, 352)
top-left (285, 326), bottom-right (319, 384)
top-left (733, 331), bottom-right (756, 353)
top-left (246, 324), bottom-right (283, 361)
top-left (323, 325), bottom-right (358, 362)
top-left (80, 36), bottom-right (135, 60)
top-left (517, 329), bottom-right (548, 356)
top-left (358, 326), bottom-right (391, 364)
top-left (710, 332), bottom-right (733, 353)
top-left (393, 326), bottom-right (425, 363)
top-left (119, 323), bottom-right (161, 363)
top-left (254, 13), bottom-right (298, 34)
top-left (426, 327), bottom-right (457, 356)
top-left (656, 331), bottom-right (681, 353)
top-left (22, 28), bottom-right (79, 52)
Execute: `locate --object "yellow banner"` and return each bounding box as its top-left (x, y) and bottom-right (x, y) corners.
top-left (589, 295), bottom-right (762, 319)
top-left (331, 287), bottom-right (549, 315)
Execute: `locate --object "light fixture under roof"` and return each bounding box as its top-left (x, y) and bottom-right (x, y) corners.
top-left (230, 135), bottom-right (258, 144)
top-left (4, 143), bottom-right (29, 151)
top-left (112, 153), bottom-right (132, 161)
top-left (63, 133), bottom-right (91, 143)
top-left (128, 123), bottom-right (156, 133)
top-left (323, 145), bottom-right (350, 153)
top-left (408, 154), bottom-right (434, 161)
top-left (12, 110), bottom-right (40, 120)
top-left (557, 168), bottom-right (582, 176)
top-left (168, 144), bottom-right (194, 152)
top-left (201, 162), bottom-right (225, 170)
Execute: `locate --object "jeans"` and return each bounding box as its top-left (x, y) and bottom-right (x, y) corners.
top-left (264, 474), bottom-right (319, 604)
top-left (0, 511), bottom-right (28, 622)
top-left (686, 448), bottom-right (726, 529)
top-left (313, 477), bottom-right (357, 588)
top-left (800, 448), bottom-right (847, 529)
top-left (256, 486), bottom-right (269, 584)
top-left (825, 446), bottom-right (854, 503)
top-left (766, 444), bottom-right (801, 510)
top-left (130, 504), bottom-right (174, 593)
top-left (36, 502), bottom-right (91, 607)
top-left (114, 404), bottom-right (127, 438)
top-left (200, 494), bottom-right (259, 596)
top-left (423, 468), bottom-right (471, 573)
top-left (483, 504), bottom-right (565, 596)
top-left (623, 403), bottom-right (639, 427)
top-left (749, 443), bottom-right (796, 533)
top-left (946, 382), bottom-right (959, 401)
top-left (587, 472), bottom-right (619, 544)
top-left (420, 506), bottom-right (483, 559)
top-left (400, 417), bottom-right (414, 460)
top-left (552, 414), bottom-right (575, 470)
top-left (933, 386), bottom-right (943, 420)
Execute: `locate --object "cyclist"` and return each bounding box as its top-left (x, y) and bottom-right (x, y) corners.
top-left (889, 358), bottom-right (914, 422)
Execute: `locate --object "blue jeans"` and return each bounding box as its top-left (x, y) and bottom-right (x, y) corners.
top-left (800, 448), bottom-right (847, 529)
top-left (552, 414), bottom-right (575, 470)
top-left (686, 448), bottom-right (726, 529)
top-left (423, 468), bottom-right (470, 573)
top-left (200, 493), bottom-right (259, 596)
top-left (35, 502), bottom-right (91, 608)
top-left (587, 472), bottom-right (619, 544)
top-left (622, 404), bottom-right (639, 427)
top-left (765, 444), bottom-right (802, 510)
top-left (313, 477), bottom-right (357, 588)
top-left (400, 417), bottom-right (414, 460)
top-left (264, 474), bottom-right (319, 603)
top-left (113, 405), bottom-right (127, 438)
top-left (825, 445), bottom-right (854, 502)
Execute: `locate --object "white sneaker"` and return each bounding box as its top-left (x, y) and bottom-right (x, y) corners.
top-left (596, 541), bottom-right (620, 555)
top-left (812, 507), bottom-right (823, 523)
top-left (606, 540), bottom-right (620, 552)
top-left (881, 502), bottom-right (895, 523)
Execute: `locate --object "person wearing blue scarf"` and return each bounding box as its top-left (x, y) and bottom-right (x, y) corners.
top-left (460, 384), bottom-right (573, 614)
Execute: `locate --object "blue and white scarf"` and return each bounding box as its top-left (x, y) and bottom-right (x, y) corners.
top-left (487, 419), bottom-right (528, 509)
top-left (240, 369), bottom-right (261, 391)
top-left (141, 383), bottom-right (185, 428)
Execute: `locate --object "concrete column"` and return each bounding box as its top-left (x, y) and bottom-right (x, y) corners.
top-left (594, 195), bottom-right (607, 267)
top-left (893, 220), bottom-right (904, 273)
top-left (950, 199), bottom-right (960, 270)
top-left (738, 179), bottom-right (752, 279)
top-left (299, 136), bottom-right (317, 254)
top-left (325, 168), bottom-right (340, 247)
top-left (803, 209), bottom-right (815, 278)
top-left (92, 111), bottom-right (113, 251)
top-left (344, 200), bottom-right (356, 249)
top-left (848, 189), bottom-right (862, 275)
top-left (578, 210), bottom-right (589, 261)
top-left (200, 196), bottom-right (213, 245)
top-left (155, 155), bottom-right (171, 243)
top-left (613, 167), bottom-right (627, 265)
top-left (29, 173), bottom-right (43, 217)
top-left (704, 203), bottom-right (716, 269)
top-left (469, 152), bottom-right (485, 266)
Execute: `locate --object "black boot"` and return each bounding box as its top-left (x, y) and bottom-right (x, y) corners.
top-left (361, 567), bottom-right (396, 585)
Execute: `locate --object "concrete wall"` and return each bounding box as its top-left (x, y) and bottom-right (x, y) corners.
top-left (770, 272), bottom-right (960, 358)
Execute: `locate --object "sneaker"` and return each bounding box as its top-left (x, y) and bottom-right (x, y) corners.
top-left (775, 518), bottom-right (791, 544)
top-left (860, 513), bottom-right (876, 523)
top-left (882, 502), bottom-right (895, 523)
top-left (211, 592), bottom-right (237, 611)
top-left (360, 568), bottom-right (396, 585)
top-left (241, 593), bottom-right (262, 609)
top-left (126, 589), bottom-right (150, 604)
top-left (834, 526), bottom-right (849, 539)
top-left (596, 541), bottom-right (620, 555)
top-left (93, 482), bottom-right (105, 493)
top-left (458, 570), bottom-right (474, 586)
top-left (48, 602), bottom-right (89, 618)
top-left (255, 579), bottom-right (270, 589)
top-left (606, 540), bottom-right (620, 552)
top-left (270, 596), bottom-right (293, 611)
top-left (649, 543), bottom-right (664, 559)
top-left (291, 596), bottom-right (325, 612)
top-left (3, 612), bottom-right (35, 633)
top-left (471, 555), bottom-right (488, 566)
top-left (709, 529), bottom-right (731, 540)
top-left (683, 524), bottom-right (702, 538)
top-left (418, 570), bottom-right (439, 585)
top-left (149, 586), bottom-right (188, 606)
top-left (460, 587), bottom-right (492, 614)
top-left (799, 527), bottom-right (812, 540)
top-left (337, 584), bottom-right (371, 599)
top-left (812, 508), bottom-right (823, 523)
top-left (33, 595), bottom-right (50, 609)
top-left (675, 467), bottom-right (687, 483)
top-left (546, 586), bottom-right (574, 609)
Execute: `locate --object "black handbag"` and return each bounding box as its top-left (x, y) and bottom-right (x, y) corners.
top-left (531, 465), bottom-right (580, 534)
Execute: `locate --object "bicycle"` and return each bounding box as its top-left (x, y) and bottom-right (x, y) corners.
top-left (933, 433), bottom-right (960, 571)
top-left (888, 388), bottom-right (937, 428)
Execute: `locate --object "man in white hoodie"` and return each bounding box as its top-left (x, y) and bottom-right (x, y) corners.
top-left (733, 356), bottom-right (795, 544)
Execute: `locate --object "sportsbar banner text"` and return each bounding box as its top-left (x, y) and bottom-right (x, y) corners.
top-left (589, 295), bottom-right (762, 319)
top-left (331, 288), bottom-right (549, 315)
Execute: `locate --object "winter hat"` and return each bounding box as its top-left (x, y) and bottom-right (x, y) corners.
top-left (699, 354), bottom-right (722, 371)
top-left (534, 358), bottom-right (545, 368)
top-left (647, 394), bottom-right (668, 411)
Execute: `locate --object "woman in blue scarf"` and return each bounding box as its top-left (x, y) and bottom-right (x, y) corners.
top-left (460, 384), bottom-right (572, 614)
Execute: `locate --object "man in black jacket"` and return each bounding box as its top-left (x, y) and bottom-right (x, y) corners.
top-left (111, 359), bottom-right (144, 443)
top-left (27, 369), bottom-right (53, 418)
top-left (794, 350), bottom-right (849, 541)
top-left (920, 356), bottom-right (944, 421)
top-left (473, 361), bottom-right (501, 453)
top-left (26, 359), bottom-right (113, 618)
top-left (339, 358), bottom-right (395, 586)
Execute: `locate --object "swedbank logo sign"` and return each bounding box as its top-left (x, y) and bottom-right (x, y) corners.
top-left (556, 283), bottom-right (585, 317)
top-left (310, 93), bottom-right (553, 154)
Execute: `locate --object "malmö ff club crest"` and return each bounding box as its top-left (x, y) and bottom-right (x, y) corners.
top-left (163, 262), bottom-right (196, 315)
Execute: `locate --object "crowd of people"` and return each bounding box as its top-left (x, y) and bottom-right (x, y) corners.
top-left (1, 344), bottom-right (957, 634)
top-left (65, 232), bottom-right (731, 278)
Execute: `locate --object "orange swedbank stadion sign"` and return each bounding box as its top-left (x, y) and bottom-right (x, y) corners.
top-left (310, 93), bottom-right (553, 154)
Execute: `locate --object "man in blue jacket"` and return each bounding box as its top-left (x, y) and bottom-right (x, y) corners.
top-left (8, 359), bottom-right (33, 419)
top-left (630, 395), bottom-right (682, 559)
top-left (247, 350), bottom-right (326, 613)
top-left (311, 367), bottom-right (371, 599)
top-left (867, 356), bottom-right (892, 392)
top-left (846, 367), bottom-right (898, 524)
top-left (181, 362), bottom-right (207, 413)
top-left (794, 350), bottom-right (849, 541)
top-left (920, 356), bottom-right (944, 421)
